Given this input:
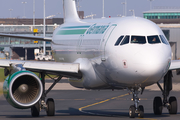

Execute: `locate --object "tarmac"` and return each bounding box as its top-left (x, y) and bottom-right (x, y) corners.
top-left (0, 71), bottom-right (180, 119)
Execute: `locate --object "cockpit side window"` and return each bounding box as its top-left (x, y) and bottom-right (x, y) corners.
top-left (131, 36), bottom-right (146, 44)
top-left (120, 35), bottom-right (130, 45)
top-left (115, 36), bottom-right (124, 46)
top-left (159, 35), bottom-right (169, 45)
top-left (147, 35), bottom-right (161, 44)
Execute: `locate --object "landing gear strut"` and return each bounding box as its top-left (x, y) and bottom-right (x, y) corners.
top-left (31, 72), bottom-right (62, 117)
top-left (153, 70), bottom-right (177, 115)
top-left (129, 87), bottom-right (144, 118)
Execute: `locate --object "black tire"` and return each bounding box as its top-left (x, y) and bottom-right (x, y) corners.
top-left (153, 97), bottom-right (163, 115)
top-left (31, 101), bottom-right (40, 117)
top-left (38, 58), bottom-right (40, 61)
top-left (138, 105), bottom-right (144, 118)
top-left (168, 96), bottom-right (177, 114)
top-left (46, 98), bottom-right (55, 116)
top-left (43, 58), bottom-right (45, 61)
top-left (129, 105), bottom-right (136, 118)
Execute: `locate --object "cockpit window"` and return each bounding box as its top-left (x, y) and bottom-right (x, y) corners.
top-left (159, 35), bottom-right (169, 45)
top-left (147, 35), bottom-right (161, 44)
top-left (131, 36), bottom-right (146, 44)
top-left (120, 35), bottom-right (130, 45)
top-left (115, 36), bottom-right (124, 46)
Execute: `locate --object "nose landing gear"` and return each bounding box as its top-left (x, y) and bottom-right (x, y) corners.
top-left (129, 87), bottom-right (144, 118)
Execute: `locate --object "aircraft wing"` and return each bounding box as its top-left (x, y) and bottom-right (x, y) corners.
top-left (169, 60), bottom-right (180, 70)
top-left (0, 33), bottom-right (52, 42)
top-left (0, 60), bottom-right (82, 78)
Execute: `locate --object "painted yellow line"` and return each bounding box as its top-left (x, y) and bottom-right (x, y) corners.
top-left (141, 77), bottom-right (150, 84)
top-left (74, 99), bottom-right (85, 101)
top-left (79, 92), bottom-right (158, 120)
top-left (137, 118), bottom-right (158, 120)
top-left (78, 93), bottom-right (130, 111)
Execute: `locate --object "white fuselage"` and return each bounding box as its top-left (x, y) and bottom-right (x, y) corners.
top-left (51, 17), bottom-right (171, 89)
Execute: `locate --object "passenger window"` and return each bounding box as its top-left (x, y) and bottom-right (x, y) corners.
top-left (115, 36), bottom-right (124, 46)
top-left (147, 35), bottom-right (161, 44)
top-left (120, 36), bottom-right (130, 45)
top-left (131, 36), bottom-right (146, 44)
top-left (160, 35), bottom-right (169, 45)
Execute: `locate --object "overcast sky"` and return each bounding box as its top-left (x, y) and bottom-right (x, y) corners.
top-left (0, 0), bottom-right (180, 19)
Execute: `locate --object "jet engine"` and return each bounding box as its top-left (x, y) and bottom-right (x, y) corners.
top-left (3, 71), bottom-right (43, 109)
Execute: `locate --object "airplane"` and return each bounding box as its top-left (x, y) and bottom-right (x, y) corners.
top-left (0, 0), bottom-right (180, 118)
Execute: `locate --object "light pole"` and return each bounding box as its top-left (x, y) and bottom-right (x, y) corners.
top-left (43, 0), bottom-right (46, 55)
top-left (121, 2), bottom-right (125, 16)
top-left (22, 1), bottom-right (27, 18)
top-left (33, 0), bottom-right (35, 27)
top-left (76, 0), bottom-right (81, 15)
top-left (148, 0), bottom-right (154, 10)
top-left (125, 0), bottom-right (127, 16)
top-left (76, 0), bottom-right (81, 12)
top-left (9, 9), bottom-right (13, 18)
top-left (102, 0), bottom-right (105, 18)
top-left (129, 9), bottom-right (135, 16)
top-left (121, 0), bottom-right (127, 16)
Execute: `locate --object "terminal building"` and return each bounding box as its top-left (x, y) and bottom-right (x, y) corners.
top-left (0, 24), bottom-right (58, 60)
top-left (0, 11), bottom-right (84, 60)
top-left (144, 7), bottom-right (180, 60)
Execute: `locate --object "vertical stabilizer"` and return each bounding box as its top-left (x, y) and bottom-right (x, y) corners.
top-left (63, 0), bottom-right (80, 23)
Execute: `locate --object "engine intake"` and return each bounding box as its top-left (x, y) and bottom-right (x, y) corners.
top-left (3, 71), bottom-right (43, 109)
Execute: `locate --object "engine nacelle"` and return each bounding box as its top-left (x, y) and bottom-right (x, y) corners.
top-left (3, 71), bottom-right (43, 109)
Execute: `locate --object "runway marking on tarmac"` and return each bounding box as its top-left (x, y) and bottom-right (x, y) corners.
top-left (78, 93), bottom-right (130, 114)
top-left (138, 118), bottom-right (158, 120)
top-left (79, 93), bottom-right (157, 120)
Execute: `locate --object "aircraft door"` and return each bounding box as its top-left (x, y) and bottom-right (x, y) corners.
top-left (77, 34), bottom-right (84, 54)
top-left (101, 24), bottom-right (117, 61)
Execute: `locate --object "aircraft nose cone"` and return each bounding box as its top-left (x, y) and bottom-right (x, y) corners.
top-left (132, 46), bottom-right (170, 78)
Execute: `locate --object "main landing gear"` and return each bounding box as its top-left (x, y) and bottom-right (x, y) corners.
top-left (31, 72), bottom-right (62, 117)
top-left (129, 87), bottom-right (145, 118)
top-left (153, 70), bottom-right (177, 115)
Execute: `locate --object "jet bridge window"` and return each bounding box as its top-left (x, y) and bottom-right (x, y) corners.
top-left (159, 35), bottom-right (169, 45)
top-left (131, 36), bottom-right (146, 44)
top-left (115, 36), bottom-right (124, 46)
top-left (120, 36), bottom-right (130, 45)
top-left (147, 35), bottom-right (161, 44)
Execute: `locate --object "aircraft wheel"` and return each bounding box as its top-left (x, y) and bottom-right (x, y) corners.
top-left (153, 97), bottom-right (163, 115)
top-left (138, 105), bottom-right (144, 118)
top-left (46, 98), bottom-right (55, 116)
top-left (129, 105), bottom-right (135, 118)
top-left (168, 96), bottom-right (177, 114)
top-left (31, 101), bottom-right (40, 117)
